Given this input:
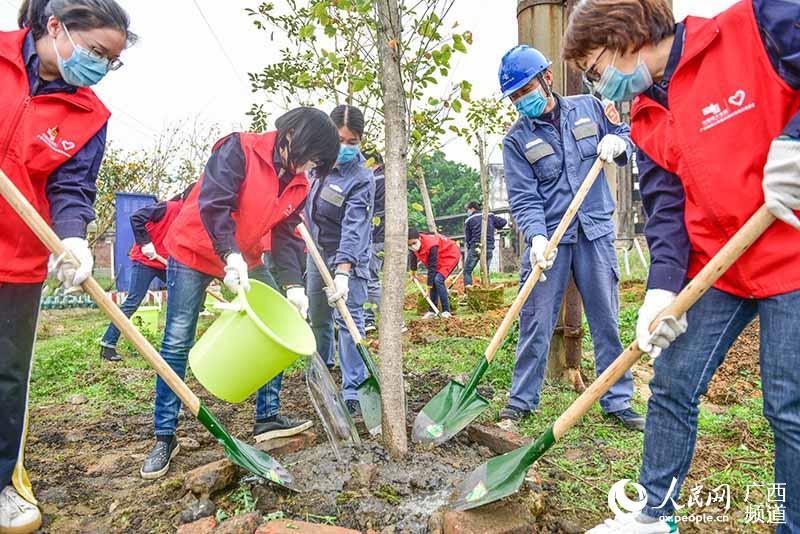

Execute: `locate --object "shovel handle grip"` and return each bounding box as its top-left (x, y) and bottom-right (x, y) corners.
top-left (0, 169), bottom-right (201, 415)
top-left (297, 223), bottom-right (363, 344)
top-left (553, 205), bottom-right (775, 439)
top-left (410, 275), bottom-right (440, 315)
top-left (484, 158), bottom-right (605, 362)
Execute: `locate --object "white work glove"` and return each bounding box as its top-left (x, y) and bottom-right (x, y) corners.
top-left (529, 234), bottom-right (557, 281)
top-left (324, 272), bottom-right (350, 306)
top-left (48, 237), bottom-right (93, 290)
top-left (286, 286), bottom-right (309, 319)
top-left (223, 253), bottom-right (250, 293)
top-left (597, 134), bottom-right (628, 163)
top-left (763, 137), bottom-right (800, 229)
top-left (636, 289), bottom-right (688, 358)
top-left (141, 242), bottom-right (157, 260)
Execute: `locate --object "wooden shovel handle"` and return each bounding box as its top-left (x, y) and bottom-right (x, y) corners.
top-left (553, 205), bottom-right (775, 439)
top-left (0, 169), bottom-right (201, 415)
top-left (410, 275), bottom-right (440, 315)
top-left (154, 254), bottom-right (226, 303)
top-left (297, 223), bottom-right (363, 344)
top-left (484, 158), bottom-right (605, 362)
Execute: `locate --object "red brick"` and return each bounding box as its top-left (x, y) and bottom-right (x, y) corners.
top-left (184, 459), bottom-right (239, 496)
top-left (443, 500), bottom-right (535, 534)
top-left (215, 512), bottom-right (261, 534)
top-left (255, 519), bottom-right (360, 534)
top-left (177, 516), bottom-right (217, 534)
top-left (255, 430), bottom-right (316, 456)
top-left (467, 424), bottom-right (527, 455)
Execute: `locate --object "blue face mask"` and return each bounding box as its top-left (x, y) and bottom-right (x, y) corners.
top-left (514, 88), bottom-right (548, 119)
top-left (53, 25), bottom-right (109, 87)
top-left (337, 144), bottom-right (360, 164)
top-left (595, 52), bottom-right (653, 102)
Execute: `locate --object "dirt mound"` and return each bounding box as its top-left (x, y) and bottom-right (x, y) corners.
top-left (705, 321), bottom-right (761, 405)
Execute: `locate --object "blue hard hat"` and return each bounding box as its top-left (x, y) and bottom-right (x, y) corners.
top-left (498, 45), bottom-right (552, 99)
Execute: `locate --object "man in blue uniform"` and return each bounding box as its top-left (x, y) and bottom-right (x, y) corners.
top-left (500, 45), bottom-right (644, 431)
top-left (463, 201), bottom-right (508, 287)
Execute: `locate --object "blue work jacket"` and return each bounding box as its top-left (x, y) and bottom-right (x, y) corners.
top-left (306, 153), bottom-right (376, 279)
top-left (502, 94), bottom-right (632, 245)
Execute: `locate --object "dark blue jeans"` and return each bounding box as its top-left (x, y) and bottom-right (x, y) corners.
top-left (100, 261), bottom-right (166, 348)
top-left (429, 272), bottom-right (450, 313)
top-left (463, 246), bottom-right (493, 287)
top-left (153, 259), bottom-right (283, 436)
top-left (640, 288), bottom-right (800, 533)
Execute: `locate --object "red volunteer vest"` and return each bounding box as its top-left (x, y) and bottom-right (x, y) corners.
top-left (129, 199), bottom-right (183, 270)
top-left (414, 233), bottom-right (460, 277)
top-left (631, 1), bottom-right (800, 298)
top-left (0, 29), bottom-right (110, 283)
top-left (165, 131), bottom-right (309, 278)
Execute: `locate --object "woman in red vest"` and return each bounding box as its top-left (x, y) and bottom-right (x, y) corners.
top-left (563, 1), bottom-right (800, 532)
top-left (0, 0), bottom-right (134, 531)
top-left (98, 183), bottom-right (194, 362)
top-left (138, 108), bottom-right (339, 480)
top-left (408, 229), bottom-right (460, 319)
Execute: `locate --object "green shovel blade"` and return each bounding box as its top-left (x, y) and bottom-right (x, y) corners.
top-left (198, 403), bottom-right (297, 491)
top-left (356, 343), bottom-right (382, 436)
top-left (449, 426), bottom-right (555, 511)
top-left (411, 357), bottom-right (490, 446)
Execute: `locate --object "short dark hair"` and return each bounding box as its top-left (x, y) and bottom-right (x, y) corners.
top-left (275, 107), bottom-right (339, 179)
top-left (466, 201), bottom-right (481, 211)
top-left (19, 0), bottom-right (137, 45)
top-left (330, 105), bottom-right (366, 139)
top-left (408, 228), bottom-right (420, 240)
top-left (563, 0), bottom-right (674, 68)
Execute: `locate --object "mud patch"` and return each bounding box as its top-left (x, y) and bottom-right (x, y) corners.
top-left (705, 321), bottom-right (761, 405)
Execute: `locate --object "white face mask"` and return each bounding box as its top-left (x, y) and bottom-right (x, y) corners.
top-left (409, 241), bottom-right (421, 252)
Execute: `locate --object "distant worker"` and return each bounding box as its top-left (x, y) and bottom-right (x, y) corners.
top-left (99, 183), bottom-right (195, 362)
top-left (463, 201), bottom-right (508, 287)
top-left (363, 151), bottom-right (385, 332)
top-left (408, 229), bottom-right (460, 319)
top-left (499, 44), bottom-right (643, 431)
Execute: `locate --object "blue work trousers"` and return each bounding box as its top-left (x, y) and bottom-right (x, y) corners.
top-left (463, 246), bottom-right (493, 287)
top-left (307, 255), bottom-right (369, 402)
top-left (429, 272), bottom-right (450, 313)
top-left (153, 260), bottom-right (283, 436)
top-left (364, 243), bottom-right (383, 323)
top-left (100, 261), bottom-right (166, 348)
top-left (509, 231), bottom-right (632, 414)
top-left (640, 288), bottom-right (800, 533)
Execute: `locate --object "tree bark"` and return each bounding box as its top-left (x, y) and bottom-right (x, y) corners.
top-left (413, 166), bottom-right (438, 233)
top-left (478, 138), bottom-right (490, 285)
top-left (374, 0), bottom-right (408, 459)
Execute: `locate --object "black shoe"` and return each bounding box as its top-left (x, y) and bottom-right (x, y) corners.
top-left (364, 320), bottom-right (377, 332)
top-left (345, 399), bottom-right (362, 421)
top-left (498, 406), bottom-right (529, 422)
top-left (609, 408), bottom-right (646, 432)
top-left (100, 345), bottom-right (122, 362)
top-left (140, 436), bottom-right (180, 480)
top-left (253, 415), bottom-right (313, 443)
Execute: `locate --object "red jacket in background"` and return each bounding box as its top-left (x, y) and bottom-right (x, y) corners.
top-left (414, 233), bottom-right (460, 278)
top-left (129, 199), bottom-right (184, 270)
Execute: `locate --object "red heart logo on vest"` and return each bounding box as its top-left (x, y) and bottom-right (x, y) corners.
top-left (61, 140), bottom-right (76, 151)
top-left (728, 90), bottom-right (746, 107)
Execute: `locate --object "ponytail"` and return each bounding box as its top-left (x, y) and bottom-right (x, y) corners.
top-left (18, 0), bottom-right (137, 46)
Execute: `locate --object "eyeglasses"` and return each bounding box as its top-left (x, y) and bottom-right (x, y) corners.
top-left (65, 24), bottom-right (124, 71)
top-left (582, 47), bottom-right (608, 86)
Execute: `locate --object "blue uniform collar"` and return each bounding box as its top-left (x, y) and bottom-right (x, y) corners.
top-left (22, 30), bottom-right (77, 95)
top-left (523, 93), bottom-right (573, 130)
top-left (333, 151), bottom-right (366, 176)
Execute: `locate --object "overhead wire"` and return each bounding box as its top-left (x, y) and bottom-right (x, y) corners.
top-left (190, 0), bottom-right (248, 87)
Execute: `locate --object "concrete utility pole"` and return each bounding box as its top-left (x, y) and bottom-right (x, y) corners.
top-left (517, 0), bottom-right (585, 392)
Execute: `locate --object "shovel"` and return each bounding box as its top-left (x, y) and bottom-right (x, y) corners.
top-left (297, 223), bottom-right (383, 436)
top-left (0, 169), bottom-right (297, 491)
top-left (449, 205), bottom-right (776, 510)
top-left (412, 158), bottom-right (605, 446)
top-left (411, 275), bottom-right (440, 316)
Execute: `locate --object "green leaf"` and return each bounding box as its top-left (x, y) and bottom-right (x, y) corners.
top-left (453, 34), bottom-right (467, 54)
top-left (411, 202), bottom-right (425, 212)
top-left (298, 23), bottom-right (315, 39)
top-left (324, 24), bottom-right (337, 37)
top-left (451, 99), bottom-right (462, 113)
top-left (352, 78), bottom-right (367, 92)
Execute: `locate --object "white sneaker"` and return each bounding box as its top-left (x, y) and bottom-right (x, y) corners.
top-left (422, 312), bottom-right (436, 320)
top-left (441, 311), bottom-right (452, 319)
top-left (587, 513), bottom-right (677, 533)
top-left (0, 486), bottom-right (42, 533)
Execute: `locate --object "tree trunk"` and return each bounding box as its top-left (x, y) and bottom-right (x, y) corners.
top-left (414, 167), bottom-right (438, 233)
top-left (374, 0), bottom-right (408, 459)
top-left (478, 139), bottom-right (490, 285)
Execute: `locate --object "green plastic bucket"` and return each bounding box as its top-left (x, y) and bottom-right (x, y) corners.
top-left (131, 306), bottom-right (160, 334)
top-left (189, 280), bottom-right (315, 403)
